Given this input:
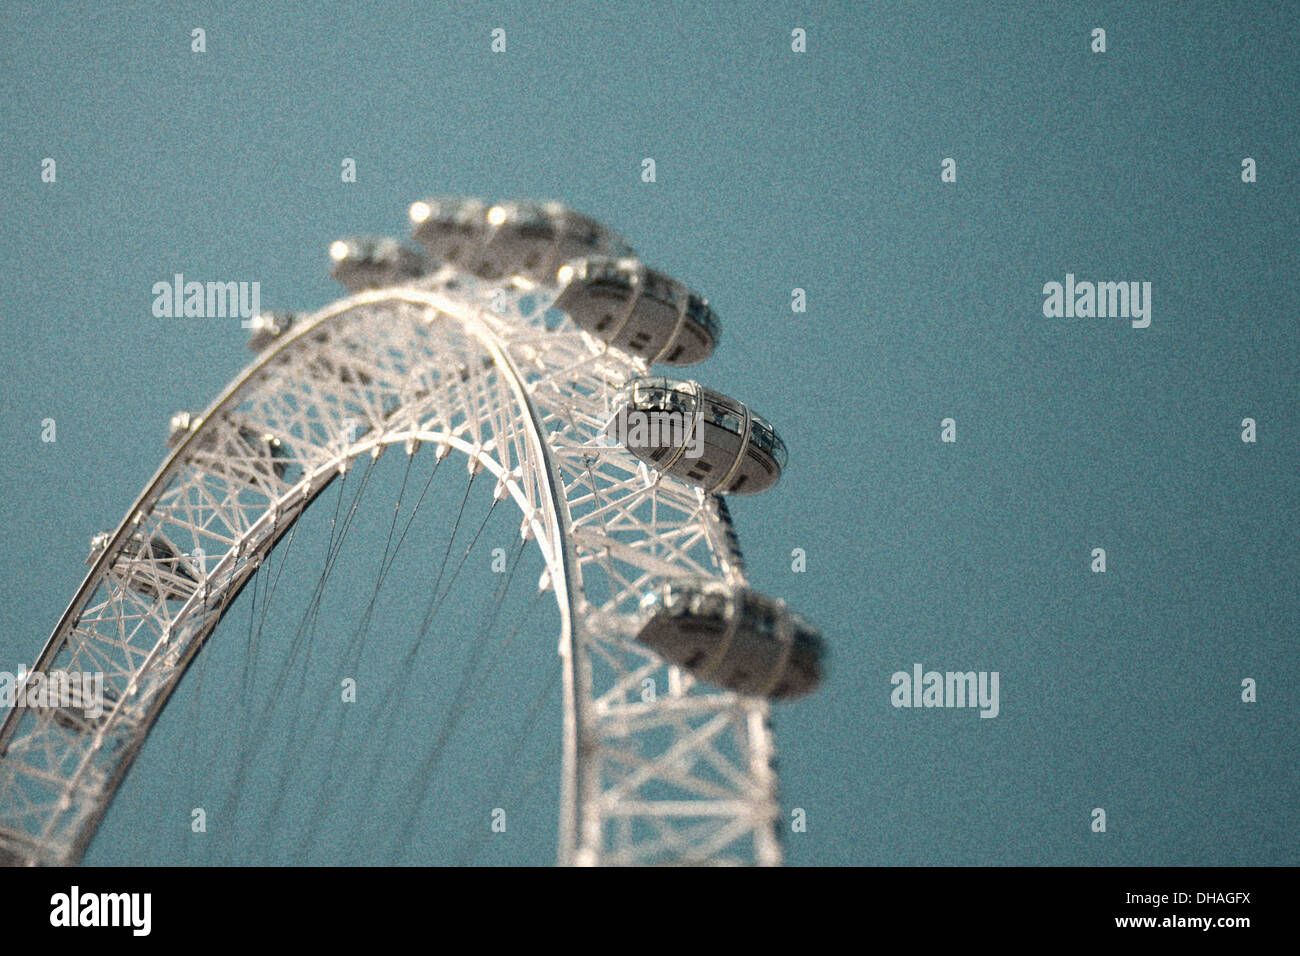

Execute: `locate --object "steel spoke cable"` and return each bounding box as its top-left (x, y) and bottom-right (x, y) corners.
top-left (190, 529), bottom-right (258, 865)
top-left (457, 707), bottom-right (562, 866)
top-left (218, 501), bottom-right (305, 842)
top-left (425, 496), bottom-right (500, 619)
top-left (290, 448), bottom-right (431, 758)
top-left (325, 469), bottom-right (480, 862)
top-left (196, 554), bottom-right (265, 858)
top-left (208, 505), bottom-right (278, 808)
top-left (188, 554), bottom-right (261, 864)
top-left (260, 456), bottom-right (381, 847)
top-left (274, 454), bottom-right (418, 859)
top-left (454, 535), bottom-right (531, 700)
top-left (240, 507), bottom-right (303, 757)
top-left (281, 453), bottom-right (378, 719)
top-left (233, 532), bottom-right (266, 744)
top-left (363, 469), bottom-right (482, 735)
top-left (341, 451), bottom-right (425, 674)
top-left (283, 453), bottom-right (440, 861)
top-left (263, 458), bottom-right (373, 735)
top-left (295, 454), bottom-right (377, 648)
top-left (437, 583), bottom-right (555, 866)
top-left (186, 604), bottom-right (211, 864)
top-left (358, 488), bottom-right (499, 753)
top-left (297, 529), bottom-right (528, 864)
top-left (380, 450), bottom-right (444, 581)
top-left (213, 469), bottom-right (352, 857)
top-left (414, 471), bottom-right (480, 636)
top-left (455, 707), bottom-right (563, 867)
top-left (236, 469), bottom-right (370, 857)
top-left (474, 585), bottom-right (546, 698)
top-left (250, 467), bottom-right (351, 728)
top-left (218, 469), bottom-right (345, 854)
top-left (384, 535), bottom-right (530, 861)
top-left (222, 447), bottom-right (379, 858)
top-left (347, 471), bottom-right (482, 750)
top-left (372, 449), bottom-right (414, 581)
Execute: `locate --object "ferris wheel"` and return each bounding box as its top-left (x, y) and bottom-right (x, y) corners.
top-left (0, 197), bottom-right (826, 867)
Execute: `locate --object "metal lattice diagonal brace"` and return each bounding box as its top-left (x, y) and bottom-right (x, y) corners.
top-left (0, 198), bottom-right (826, 867)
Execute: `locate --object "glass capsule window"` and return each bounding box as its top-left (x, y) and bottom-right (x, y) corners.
top-left (663, 585), bottom-right (696, 616)
top-left (684, 296), bottom-right (720, 339)
top-left (373, 241), bottom-right (403, 263)
top-left (739, 595), bottom-right (783, 634)
top-left (751, 612), bottom-right (778, 638)
top-left (624, 378), bottom-right (700, 413)
top-left (705, 406), bottom-right (743, 435)
top-left (687, 589), bottom-right (727, 619)
top-left (512, 207), bottom-right (555, 238)
top-left (640, 270), bottom-right (676, 305)
top-left (768, 434), bottom-right (788, 470)
top-left (631, 379), bottom-right (667, 405)
top-left (586, 259), bottom-right (617, 281)
top-left (418, 201), bottom-right (452, 223)
top-left (560, 218), bottom-right (604, 247)
top-left (588, 262), bottom-right (635, 292)
top-left (793, 622), bottom-right (821, 647)
top-left (262, 311), bottom-right (297, 335)
top-left (747, 418), bottom-right (788, 469)
top-left (667, 386), bottom-right (696, 411)
top-left (446, 201), bottom-right (484, 224)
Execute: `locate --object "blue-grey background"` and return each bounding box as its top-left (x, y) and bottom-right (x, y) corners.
top-left (1, 0), bottom-right (1296, 865)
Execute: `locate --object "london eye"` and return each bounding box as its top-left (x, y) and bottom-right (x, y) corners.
top-left (0, 196), bottom-right (825, 867)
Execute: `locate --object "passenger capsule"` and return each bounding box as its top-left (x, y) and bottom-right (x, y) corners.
top-left (167, 412), bottom-right (290, 486)
top-left (37, 677), bottom-right (121, 735)
top-left (245, 315), bottom-right (370, 385)
top-left (606, 377), bottom-right (788, 495)
top-left (553, 256), bottom-right (718, 366)
top-left (408, 196), bottom-right (490, 268)
top-left (409, 196), bottom-right (632, 282)
top-left (246, 310), bottom-right (300, 352)
top-left (635, 580), bottom-right (825, 700)
top-left (87, 531), bottom-right (201, 603)
top-left (329, 237), bottom-right (425, 293)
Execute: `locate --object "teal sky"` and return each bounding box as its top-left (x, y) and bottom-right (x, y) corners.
top-left (1, 1), bottom-right (1297, 865)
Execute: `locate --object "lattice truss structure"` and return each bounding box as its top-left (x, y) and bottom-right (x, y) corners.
top-left (0, 269), bottom-right (781, 867)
